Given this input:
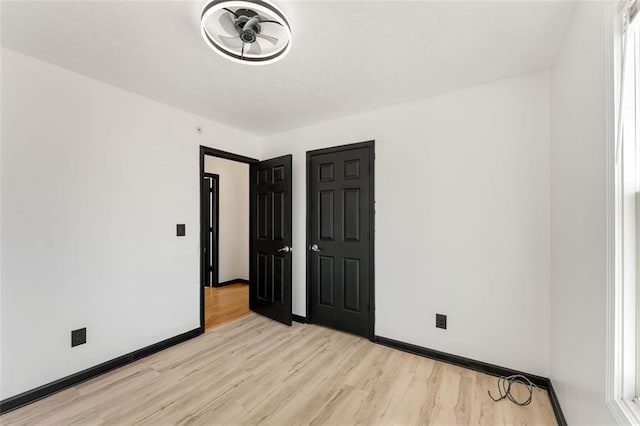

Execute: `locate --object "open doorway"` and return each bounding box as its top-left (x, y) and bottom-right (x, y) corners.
top-left (199, 146), bottom-right (294, 332)
top-left (200, 147), bottom-right (256, 331)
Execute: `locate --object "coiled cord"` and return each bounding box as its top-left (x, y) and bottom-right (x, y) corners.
top-left (488, 374), bottom-right (535, 406)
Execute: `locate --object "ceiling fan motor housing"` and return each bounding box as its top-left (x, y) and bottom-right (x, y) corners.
top-left (236, 12), bottom-right (261, 43)
top-left (241, 29), bottom-right (257, 43)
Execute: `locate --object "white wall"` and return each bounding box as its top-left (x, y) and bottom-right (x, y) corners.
top-left (261, 72), bottom-right (551, 376)
top-left (0, 48), bottom-right (260, 399)
top-left (549, 2), bottom-right (616, 424)
top-left (204, 156), bottom-right (249, 283)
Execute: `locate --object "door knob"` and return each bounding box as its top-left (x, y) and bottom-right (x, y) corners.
top-left (309, 244), bottom-right (322, 252)
top-left (278, 246), bottom-right (292, 253)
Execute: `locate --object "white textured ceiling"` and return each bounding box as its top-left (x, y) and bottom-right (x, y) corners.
top-left (1, 1), bottom-right (576, 136)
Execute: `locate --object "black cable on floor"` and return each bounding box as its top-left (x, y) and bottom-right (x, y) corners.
top-left (488, 374), bottom-right (535, 406)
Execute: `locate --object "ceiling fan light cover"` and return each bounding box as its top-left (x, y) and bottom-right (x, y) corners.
top-left (200, 0), bottom-right (292, 65)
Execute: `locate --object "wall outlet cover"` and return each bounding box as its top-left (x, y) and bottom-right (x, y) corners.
top-left (71, 328), bottom-right (86, 347)
top-left (436, 314), bottom-right (447, 330)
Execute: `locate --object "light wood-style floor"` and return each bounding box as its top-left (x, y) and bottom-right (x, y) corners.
top-left (205, 283), bottom-right (249, 331)
top-left (2, 313), bottom-right (556, 425)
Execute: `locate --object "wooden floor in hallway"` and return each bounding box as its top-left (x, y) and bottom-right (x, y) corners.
top-left (204, 283), bottom-right (249, 331)
top-left (1, 313), bottom-right (557, 425)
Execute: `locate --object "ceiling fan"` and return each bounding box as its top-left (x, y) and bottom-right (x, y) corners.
top-left (200, 0), bottom-right (292, 65)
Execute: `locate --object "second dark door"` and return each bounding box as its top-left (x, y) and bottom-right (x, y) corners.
top-left (202, 173), bottom-right (219, 287)
top-left (307, 141), bottom-right (374, 338)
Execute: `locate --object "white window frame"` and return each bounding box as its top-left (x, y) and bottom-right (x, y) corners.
top-left (608, 1), bottom-right (640, 423)
top-left (633, 14), bottom-right (640, 405)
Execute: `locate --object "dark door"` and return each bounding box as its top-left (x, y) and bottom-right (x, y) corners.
top-left (202, 174), bottom-right (219, 287)
top-left (250, 155), bottom-right (293, 325)
top-left (307, 142), bottom-right (374, 338)
top-left (201, 176), bottom-right (211, 287)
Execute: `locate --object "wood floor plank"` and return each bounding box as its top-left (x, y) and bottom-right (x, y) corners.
top-left (204, 284), bottom-right (250, 331)
top-left (1, 313), bottom-right (558, 425)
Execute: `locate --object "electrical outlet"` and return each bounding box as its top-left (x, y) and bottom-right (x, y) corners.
top-left (176, 224), bottom-right (186, 237)
top-left (436, 314), bottom-right (447, 330)
top-left (71, 328), bottom-right (86, 347)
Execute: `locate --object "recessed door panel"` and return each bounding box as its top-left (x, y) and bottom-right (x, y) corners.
top-left (343, 188), bottom-right (360, 242)
top-left (344, 159), bottom-right (360, 180)
top-left (319, 163), bottom-right (334, 182)
top-left (273, 255), bottom-right (285, 304)
top-left (257, 253), bottom-right (269, 302)
top-left (258, 169), bottom-right (269, 185)
top-left (272, 165), bottom-right (285, 183)
top-left (273, 191), bottom-right (285, 241)
top-left (319, 190), bottom-right (334, 241)
top-left (258, 192), bottom-right (269, 239)
top-left (319, 256), bottom-right (335, 307)
top-left (343, 258), bottom-right (360, 312)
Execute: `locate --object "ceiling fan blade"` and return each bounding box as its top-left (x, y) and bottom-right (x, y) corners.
top-left (222, 7), bottom-right (238, 17)
top-left (219, 12), bottom-right (238, 36)
top-left (256, 33), bottom-right (279, 45)
top-left (219, 35), bottom-right (243, 50)
top-left (247, 41), bottom-right (262, 55)
top-left (259, 18), bottom-right (283, 26)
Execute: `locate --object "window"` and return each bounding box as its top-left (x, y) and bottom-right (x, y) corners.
top-left (631, 7), bottom-right (640, 404)
top-left (610, 1), bottom-right (640, 422)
